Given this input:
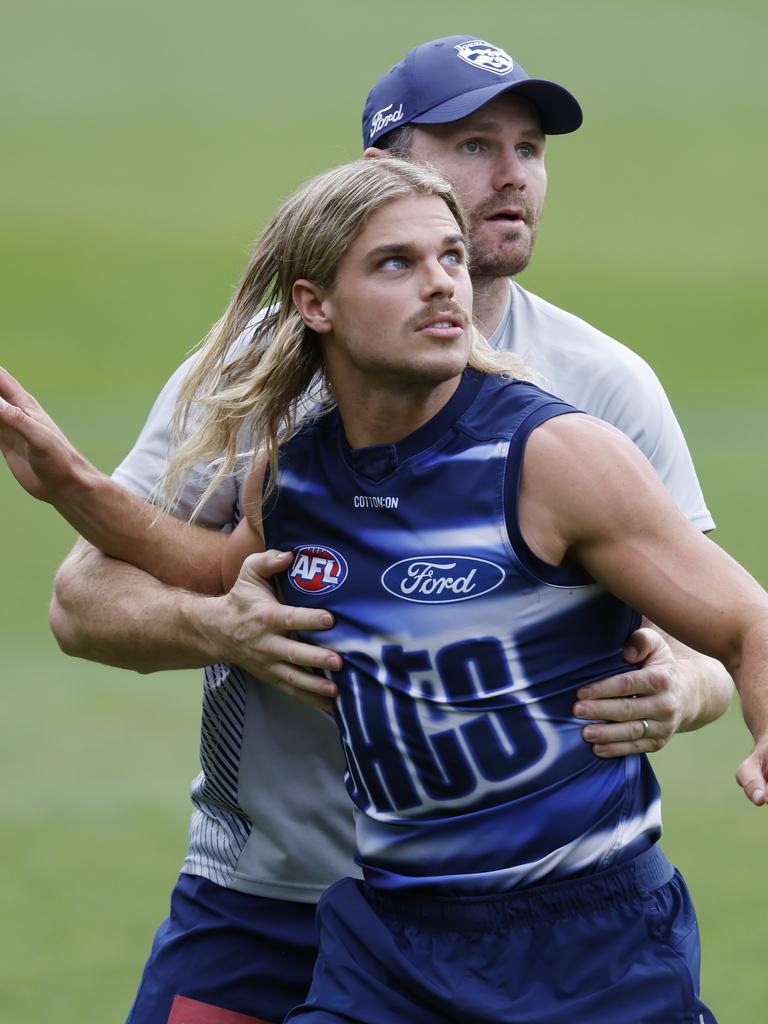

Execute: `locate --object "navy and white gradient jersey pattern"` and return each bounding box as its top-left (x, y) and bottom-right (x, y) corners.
top-left (263, 371), bottom-right (661, 895)
top-left (113, 283), bottom-right (708, 901)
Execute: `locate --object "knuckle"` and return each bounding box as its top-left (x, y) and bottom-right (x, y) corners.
top-left (621, 697), bottom-right (637, 719)
top-left (619, 675), bottom-right (638, 697)
top-left (276, 677), bottom-right (295, 697)
top-left (286, 642), bottom-right (299, 665)
top-left (652, 669), bottom-right (673, 689)
top-left (283, 607), bottom-right (298, 629)
top-left (229, 623), bottom-right (248, 648)
top-left (251, 609), bottom-right (269, 631)
top-left (655, 691), bottom-right (676, 712)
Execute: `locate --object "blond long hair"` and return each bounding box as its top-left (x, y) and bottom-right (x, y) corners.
top-left (161, 158), bottom-right (534, 519)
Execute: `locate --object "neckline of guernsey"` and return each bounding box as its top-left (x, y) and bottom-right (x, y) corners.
top-left (339, 369), bottom-right (487, 482)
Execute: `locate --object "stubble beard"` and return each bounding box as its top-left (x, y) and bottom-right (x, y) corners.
top-left (469, 219), bottom-right (539, 279)
top-left (467, 198), bottom-right (542, 280)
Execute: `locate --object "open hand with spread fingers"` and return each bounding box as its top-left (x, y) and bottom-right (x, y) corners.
top-left (0, 366), bottom-right (91, 502)
top-left (208, 549), bottom-right (343, 713)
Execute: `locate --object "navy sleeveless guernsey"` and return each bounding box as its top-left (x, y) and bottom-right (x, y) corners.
top-left (263, 370), bottom-right (662, 896)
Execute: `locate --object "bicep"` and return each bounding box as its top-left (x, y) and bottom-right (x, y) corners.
top-left (565, 430), bottom-right (766, 663)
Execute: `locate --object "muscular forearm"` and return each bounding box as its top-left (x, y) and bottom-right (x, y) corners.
top-left (50, 540), bottom-right (342, 708)
top-left (49, 461), bottom-right (226, 594)
top-left (50, 539), bottom-right (227, 672)
top-left (653, 626), bottom-right (734, 731)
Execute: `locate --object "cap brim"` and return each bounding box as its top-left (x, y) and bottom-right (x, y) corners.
top-left (411, 79), bottom-right (583, 135)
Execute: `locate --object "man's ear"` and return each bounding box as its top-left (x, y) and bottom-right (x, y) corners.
top-left (292, 279), bottom-right (333, 334)
top-left (363, 147), bottom-right (388, 160)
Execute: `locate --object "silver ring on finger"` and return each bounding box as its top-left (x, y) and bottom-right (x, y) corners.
top-left (640, 719), bottom-right (650, 739)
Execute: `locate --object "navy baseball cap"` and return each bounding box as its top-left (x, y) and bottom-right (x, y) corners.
top-left (362, 35), bottom-right (583, 147)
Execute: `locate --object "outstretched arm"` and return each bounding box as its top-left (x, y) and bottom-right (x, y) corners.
top-left (522, 413), bottom-right (768, 806)
top-left (0, 368), bottom-right (225, 591)
top-left (1, 368), bottom-right (340, 709)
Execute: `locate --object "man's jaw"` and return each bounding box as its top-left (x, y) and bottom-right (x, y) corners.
top-left (469, 209), bottom-right (538, 281)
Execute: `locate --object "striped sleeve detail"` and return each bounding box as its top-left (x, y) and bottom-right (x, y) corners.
top-left (186, 663), bottom-right (252, 884)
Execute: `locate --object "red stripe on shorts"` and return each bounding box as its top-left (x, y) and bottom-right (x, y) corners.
top-left (167, 994), bottom-right (273, 1024)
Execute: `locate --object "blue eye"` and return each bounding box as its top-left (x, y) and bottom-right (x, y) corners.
top-left (461, 140), bottom-right (483, 155)
top-left (517, 144), bottom-right (534, 159)
top-left (381, 256), bottom-right (407, 270)
top-left (441, 250), bottom-right (463, 267)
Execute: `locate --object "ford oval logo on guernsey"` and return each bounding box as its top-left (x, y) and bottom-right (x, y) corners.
top-left (289, 544), bottom-right (348, 595)
top-left (381, 555), bottom-right (505, 604)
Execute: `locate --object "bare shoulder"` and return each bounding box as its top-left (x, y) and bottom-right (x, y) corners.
top-left (520, 412), bottom-right (682, 561)
top-left (523, 412), bottom-right (654, 498)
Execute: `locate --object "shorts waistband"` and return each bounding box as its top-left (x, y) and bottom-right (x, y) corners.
top-left (362, 845), bottom-right (674, 932)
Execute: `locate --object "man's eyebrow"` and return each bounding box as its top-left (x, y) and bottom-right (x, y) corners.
top-left (366, 234), bottom-right (466, 259)
top-left (451, 118), bottom-right (545, 139)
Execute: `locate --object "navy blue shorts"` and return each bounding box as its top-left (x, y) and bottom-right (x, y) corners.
top-left (286, 846), bottom-right (717, 1024)
top-left (125, 873), bottom-right (318, 1024)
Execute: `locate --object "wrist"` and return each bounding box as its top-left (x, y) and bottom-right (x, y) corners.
top-left (673, 658), bottom-right (700, 732)
top-left (177, 589), bottom-right (230, 666)
top-left (50, 453), bottom-right (109, 510)
top-left (677, 654), bottom-right (733, 732)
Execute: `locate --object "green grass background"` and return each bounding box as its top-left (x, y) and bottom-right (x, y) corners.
top-left (1, 1), bottom-right (766, 1019)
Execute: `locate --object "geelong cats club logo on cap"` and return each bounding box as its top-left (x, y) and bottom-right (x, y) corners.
top-left (289, 545), bottom-right (348, 595)
top-left (454, 39), bottom-right (515, 76)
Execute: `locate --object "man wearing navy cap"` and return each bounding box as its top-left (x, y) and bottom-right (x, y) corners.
top-left (44, 34), bottom-right (733, 1024)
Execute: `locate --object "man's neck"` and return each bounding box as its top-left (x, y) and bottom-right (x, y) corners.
top-left (334, 374), bottom-right (462, 450)
top-left (470, 275), bottom-right (512, 337)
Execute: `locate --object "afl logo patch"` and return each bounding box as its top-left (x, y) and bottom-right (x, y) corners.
top-left (289, 545), bottom-right (348, 595)
top-left (381, 555), bottom-right (505, 604)
top-left (454, 40), bottom-right (515, 77)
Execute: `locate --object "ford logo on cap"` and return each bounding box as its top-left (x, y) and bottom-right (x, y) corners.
top-left (381, 555), bottom-right (505, 604)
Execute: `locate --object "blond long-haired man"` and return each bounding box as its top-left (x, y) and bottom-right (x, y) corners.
top-left (1, 35), bottom-right (741, 1024)
top-left (1, 157), bottom-right (765, 1021)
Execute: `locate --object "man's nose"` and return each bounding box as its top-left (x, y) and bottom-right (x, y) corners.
top-left (490, 147), bottom-right (527, 192)
top-left (420, 259), bottom-right (456, 300)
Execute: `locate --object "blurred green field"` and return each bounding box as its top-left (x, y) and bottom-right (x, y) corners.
top-left (1, 1), bottom-right (766, 1020)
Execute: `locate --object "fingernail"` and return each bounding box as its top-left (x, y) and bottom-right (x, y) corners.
top-left (624, 647), bottom-right (638, 661)
top-left (751, 789), bottom-right (765, 806)
top-left (574, 703), bottom-right (588, 717)
top-left (583, 727), bottom-right (597, 740)
top-left (320, 614), bottom-right (334, 628)
top-left (577, 687), bottom-right (594, 700)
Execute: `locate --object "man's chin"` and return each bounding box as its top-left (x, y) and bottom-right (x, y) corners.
top-left (470, 254), bottom-right (532, 279)
top-left (469, 241), bottom-right (534, 279)
top-left (379, 357), bottom-right (468, 391)
top-left (469, 229), bottom-right (535, 279)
